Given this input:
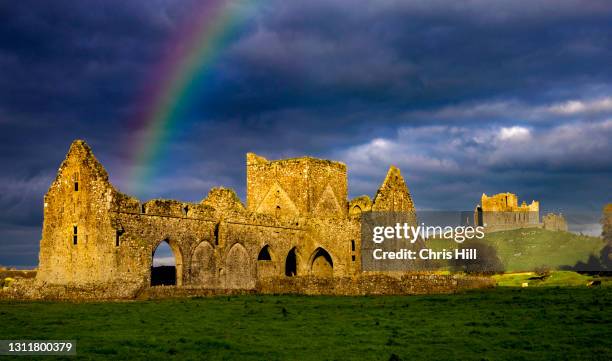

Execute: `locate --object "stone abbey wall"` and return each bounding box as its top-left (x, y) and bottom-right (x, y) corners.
top-left (35, 140), bottom-right (420, 296)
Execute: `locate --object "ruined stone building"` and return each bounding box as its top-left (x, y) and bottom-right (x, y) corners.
top-left (474, 192), bottom-right (567, 232)
top-left (36, 140), bottom-right (417, 292)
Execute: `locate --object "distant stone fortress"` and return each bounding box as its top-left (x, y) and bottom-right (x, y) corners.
top-left (474, 192), bottom-right (567, 232)
top-left (25, 140), bottom-right (573, 299)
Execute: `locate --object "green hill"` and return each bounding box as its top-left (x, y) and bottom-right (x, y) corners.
top-left (485, 228), bottom-right (605, 272)
top-left (426, 228), bottom-right (606, 272)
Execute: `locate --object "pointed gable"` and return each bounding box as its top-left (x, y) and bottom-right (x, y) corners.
top-left (58, 140), bottom-right (108, 181)
top-left (313, 183), bottom-right (343, 218)
top-left (47, 140), bottom-right (110, 196)
top-left (255, 181), bottom-right (299, 217)
top-left (372, 166), bottom-right (415, 212)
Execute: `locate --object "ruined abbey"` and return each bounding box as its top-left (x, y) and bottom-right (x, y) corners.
top-left (35, 140), bottom-right (486, 298)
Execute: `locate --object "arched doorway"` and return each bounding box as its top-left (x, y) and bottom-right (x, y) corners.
top-left (285, 247), bottom-right (297, 277)
top-left (151, 239), bottom-right (183, 286)
top-left (191, 241), bottom-right (216, 287)
top-left (310, 247), bottom-right (333, 277)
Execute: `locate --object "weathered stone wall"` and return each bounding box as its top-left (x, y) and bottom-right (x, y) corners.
top-left (372, 166), bottom-right (415, 213)
top-left (256, 274), bottom-right (494, 296)
top-left (542, 213), bottom-right (568, 232)
top-left (1, 274), bottom-right (494, 301)
top-left (348, 195), bottom-right (372, 218)
top-left (38, 141), bottom-right (125, 285)
top-left (246, 153), bottom-right (348, 218)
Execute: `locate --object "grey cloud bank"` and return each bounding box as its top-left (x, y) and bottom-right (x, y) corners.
top-left (0, 0), bottom-right (611, 267)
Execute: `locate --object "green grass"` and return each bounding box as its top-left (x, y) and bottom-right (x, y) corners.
top-left (493, 271), bottom-right (611, 287)
top-left (1, 287), bottom-right (611, 360)
top-left (484, 228), bottom-right (605, 272)
top-left (427, 228), bottom-right (606, 272)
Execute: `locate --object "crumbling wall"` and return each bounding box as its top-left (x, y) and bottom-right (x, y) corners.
top-left (37, 140), bottom-right (121, 285)
top-left (542, 213), bottom-right (568, 232)
top-left (372, 166), bottom-right (415, 214)
top-left (349, 195), bottom-right (372, 218)
top-left (246, 153), bottom-right (347, 218)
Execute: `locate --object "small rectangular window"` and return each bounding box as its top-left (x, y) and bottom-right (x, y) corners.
top-left (73, 235), bottom-right (78, 245)
top-left (73, 226), bottom-right (78, 245)
top-left (115, 230), bottom-right (121, 247)
top-left (351, 255), bottom-right (356, 262)
top-left (73, 173), bottom-right (79, 191)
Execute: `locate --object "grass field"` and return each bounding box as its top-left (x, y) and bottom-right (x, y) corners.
top-left (493, 271), bottom-right (611, 287)
top-left (427, 228), bottom-right (606, 272)
top-left (484, 228), bottom-right (605, 272)
top-left (1, 286), bottom-right (611, 360)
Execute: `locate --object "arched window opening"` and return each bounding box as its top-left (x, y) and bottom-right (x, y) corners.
top-left (258, 245), bottom-right (272, 261)
top-left (285, 248), bottom-right (297, 277)
top-left (351, 240), bottom-right (356, 252)
top-left (214, 223), bottom-right (220, 246)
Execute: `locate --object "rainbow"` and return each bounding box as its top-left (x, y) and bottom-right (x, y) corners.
top-left (125, 0), bottom-right (252, 196)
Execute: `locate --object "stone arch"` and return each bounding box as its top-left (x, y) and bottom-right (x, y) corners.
top-left (257, 245), bottom-right (273, 261)
top-left (309, 247), bottom-right (334, 277)
top-left (349, 195), bottom-right (372, 217)
top-left (257, 244), bottom-right (275, 278)
top-left (151, 238), bottom-right (184, 286)
top-left (190, 240), bottom-right (216, 287)
top-left (285, 247), bottom-right (298, 277)
top-left (225, 243), bottom-right (255, 289)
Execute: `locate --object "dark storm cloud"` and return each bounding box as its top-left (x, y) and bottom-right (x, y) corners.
top-left (0, 0), bottom-right (611, 266)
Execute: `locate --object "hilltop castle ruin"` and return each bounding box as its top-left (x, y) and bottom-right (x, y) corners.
top-left (474, 192), bottom-right (567, 232)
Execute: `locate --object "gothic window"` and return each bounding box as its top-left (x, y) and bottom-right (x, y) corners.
top-left (258, 245), bottom-right (272, 261)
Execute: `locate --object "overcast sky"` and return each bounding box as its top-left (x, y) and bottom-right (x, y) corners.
top-left (1, 0), bottom-right (611, 267)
